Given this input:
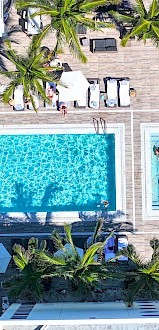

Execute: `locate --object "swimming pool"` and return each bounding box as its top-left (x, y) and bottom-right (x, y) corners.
top-left (141, 124), bottom-right (159, 220)
top-left (151, 134), bottom-right (159, 209)
top-left (0, 131), bottom-right (116, 212)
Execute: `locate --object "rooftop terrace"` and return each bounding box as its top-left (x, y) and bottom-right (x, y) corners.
top-left (0, 1), bottom-right (159, 261)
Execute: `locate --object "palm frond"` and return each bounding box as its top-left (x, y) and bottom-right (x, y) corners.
top-left (37, 251), bottom-right (66, 265)
top-left (151, 24), bottom-right (159, 39)
top-left (134, 0), bottom-right (147, 16)
top-left (91, 218), bottom-right (103, 244)
top-left (80, 0), bottom-right (112, 11)
top-left (81, 242), bottom-right (103, 267)
top-left (148, 0), bottom-right (159, 18)
top-left (1, 82), bottom-right (16, 103)
top-left (68, 27), bottom-right (87, 63)
top-left (109, 10), bottom-right (134, 23)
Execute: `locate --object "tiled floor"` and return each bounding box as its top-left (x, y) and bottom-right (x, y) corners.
top-left (2, 301), bottom-right (159, 320)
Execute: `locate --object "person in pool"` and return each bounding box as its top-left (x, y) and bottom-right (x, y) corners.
top-left (153, 145), bottom-right (159, 156)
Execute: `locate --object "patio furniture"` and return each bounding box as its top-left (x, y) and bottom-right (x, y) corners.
top-left (119, 79), bottom-right (130, 107)
top-left (117, 236), bottom-right (128, 261)
top-left (105, 78), bottom-right (118, 107)
top-left (22, 8), bottom-right (42, 35)
top-left (80, 37), bottom-right (89, 46)
top-left (88, 79), bottom-right (100, 109)
top-left (13, 85), bottom-right (24, 111)
top-left (104, 236), bottom-right (116, 262)
top-left (27, 94), bottom-right (39, 110)
top-left (90, 38), bottom-right (117, 53)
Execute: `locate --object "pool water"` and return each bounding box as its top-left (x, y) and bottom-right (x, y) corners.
top-left (151, 135), bottom-right (159, 209)
top-left (0, 134), bottom-right (116, 212)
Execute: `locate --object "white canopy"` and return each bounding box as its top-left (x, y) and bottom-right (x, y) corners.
top-left (0, 243), bottom-right (11, 273)
top-left (54, 243), bottom-right (83, 258)
top-left (57, 71), bottom-right (89, 102)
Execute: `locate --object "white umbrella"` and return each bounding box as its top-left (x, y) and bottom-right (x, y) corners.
top-left (0, 0), bottom-right (4, 37)
top-left (54, 243), bottom-right (83, 258)
top-left (0, 243), bottom-right (11, 273)
top-left (57, 70), bottom-right (89, 102)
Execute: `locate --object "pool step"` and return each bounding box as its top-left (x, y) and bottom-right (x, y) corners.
top-left (50, 212), bottom-right (81, 225)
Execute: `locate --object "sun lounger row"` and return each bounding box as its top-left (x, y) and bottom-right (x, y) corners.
top-left (8, 75), bottom-right (131, 111)
top-left (12, 83), bottom-right (67, 111)
top-left (105, 78), bottom-right (130, 107)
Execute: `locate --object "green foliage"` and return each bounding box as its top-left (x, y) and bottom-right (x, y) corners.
top-left (0, 38), bottom-right (60, 111)
top-left (3, 238), bottom-right (48, 300)
top-left (16, 0), bottom-right (114, 63)
top-left (119, 244), bottom-right (159, 306)
top-left (38, 224), bottom-right (117, 294)
top-left (109, 0), bottom-right (159, 47)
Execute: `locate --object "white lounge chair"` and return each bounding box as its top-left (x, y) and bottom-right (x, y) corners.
top-left (27, 94), bottom-right (39, 110)
top-left (104, 236), bottom-right (116, 262)
top-left (0, 84), bottom-right (7, 96)
top-left (106, 79), bottom-right (118, 107)
top-left (27, 8), bottom-right (41, 35)
top-left (13, 85), bottom-right (24, 111)
top-left (89, 82), bottom-right (100, 109)
top-left (119, 79), bottom-right (130, 107)
top-left (117, 236), bottom-right (128, 261)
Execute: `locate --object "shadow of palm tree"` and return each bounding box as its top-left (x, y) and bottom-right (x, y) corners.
top-left (11, 182), bottom-right (33, 209)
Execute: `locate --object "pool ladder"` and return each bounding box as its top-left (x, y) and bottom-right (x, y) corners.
top-left (93, 117), bottom-right (106, 134)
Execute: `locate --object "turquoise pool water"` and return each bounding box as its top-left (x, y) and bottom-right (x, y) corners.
top-left (0, 134), bottom-right (116, 212)
top-left (151, 135), bottom-right (159, 209)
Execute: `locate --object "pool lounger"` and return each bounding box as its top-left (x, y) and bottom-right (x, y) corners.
top-left (117, 236), bottom-right (128, 261)
top-left (27, 94), bottom-right (39, 110)
top-left (119, 79), bottom-right (130, 107)
top-left (105, 79), bottom-right (118, 107)
top-left (27, 8), bottom-right (42, 35)
top-left (104, 236), bottom-right (116, 262)
top-left (13, 85), bottom-right (24, 111)
top-left (88, 79), bottom-right (100, 109)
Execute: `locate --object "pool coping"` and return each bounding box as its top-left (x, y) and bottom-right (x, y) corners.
top-left (141, 123), bottom-right (159, 220)
top-left (0, 123), bottom-right (126, 221)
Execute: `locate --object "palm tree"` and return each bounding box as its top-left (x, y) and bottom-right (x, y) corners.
top-left (15, 0), bottom-right (114, 63)
top-left (117, 244), bottom-right (159, 306)
top-left (3, 238), bottom-right (48, 300)
top-left (0, 38), bottom-right (61, 111)
top-left (37, 224), bottom-right (118, 296)
top-left (109, 0), bottom-right (159, 47)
